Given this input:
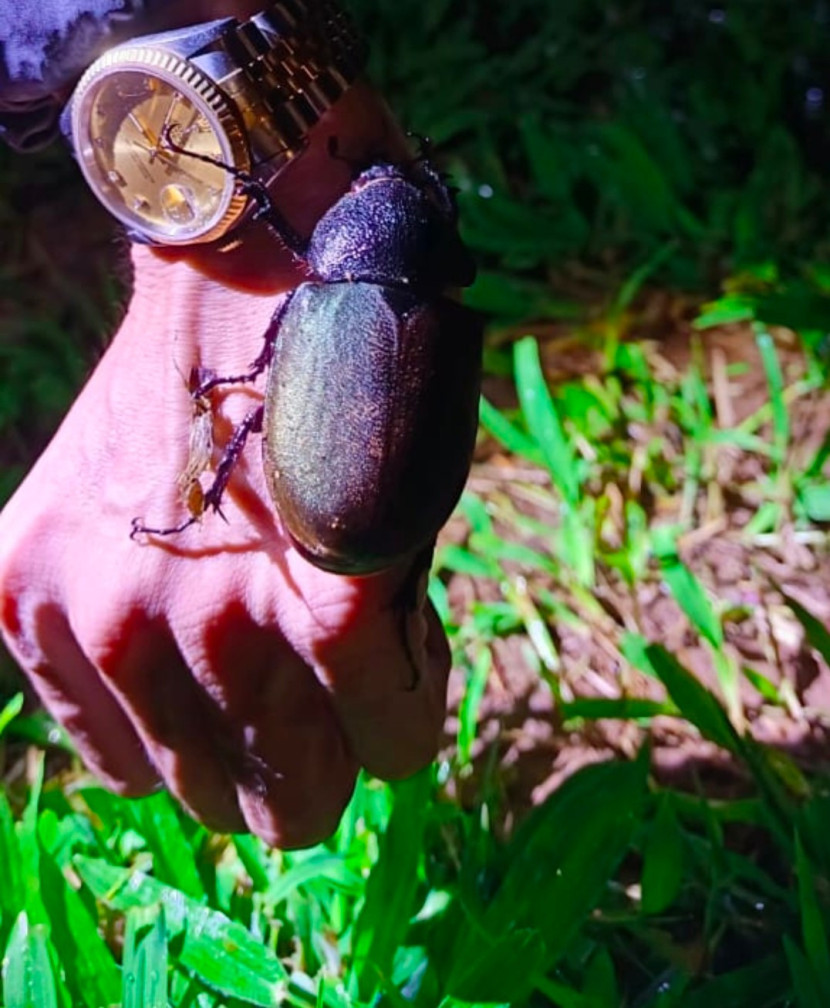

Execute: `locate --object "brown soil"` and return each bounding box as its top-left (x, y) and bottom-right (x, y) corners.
top-left (440, 315), bottom-right (830, 823)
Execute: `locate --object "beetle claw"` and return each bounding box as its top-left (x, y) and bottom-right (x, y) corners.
top-left (129, 514), bottom-right (199, 538)
top-left (392, 544), bottom-right (435, 691)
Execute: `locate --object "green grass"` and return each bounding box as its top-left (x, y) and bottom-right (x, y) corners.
top-left (3, 0), bottom-right (830, 1004)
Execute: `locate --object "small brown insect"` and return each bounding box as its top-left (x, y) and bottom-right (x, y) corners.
top-left (177, 370), bottom-right (215, 521)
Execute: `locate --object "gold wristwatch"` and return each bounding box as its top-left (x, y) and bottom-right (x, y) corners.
top-left (60, 1), bottom-right (367, 245)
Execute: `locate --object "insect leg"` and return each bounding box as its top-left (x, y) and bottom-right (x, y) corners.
top-left (162, 125), bottom-right (307, 256)
top-left (202, 404), bottom-right (264, 518)
top-left (193, 290), bottom-right (296, 395)
top-left (130, 405), bottom-right (264, 539)
top-left (193, 292), bottom-right (296, 398)
top-left (391, 543), bottom-right (435, 691)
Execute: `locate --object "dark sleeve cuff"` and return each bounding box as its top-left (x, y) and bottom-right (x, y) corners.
top-left (0, 1), bottom-right (147, 150)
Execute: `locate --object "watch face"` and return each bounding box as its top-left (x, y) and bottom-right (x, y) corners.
top-left (71, 50), bottom-right (249, 244)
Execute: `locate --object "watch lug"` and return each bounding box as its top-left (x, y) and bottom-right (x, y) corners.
top-left (125, 227), bottom-right (158, 246)
top-left (127, 18), bottom-right (237, 59)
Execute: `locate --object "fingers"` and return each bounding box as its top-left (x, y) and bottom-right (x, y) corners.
top-left (63, 543), bottom-right (356, 844)
top-left (3, 560), bottom-right (357, 845)
top-left (281, 551), bottom-right (451, 781)
top-left (174, 599), bottom-right (358, 848)
top-left (328, 597), bottom-right (451, 780)
top-left (82, 607), bottom-right (246, 833)
top-left (0, 583), bottom-right (159, 796)
top-left (62, 520), bottom-right (358, 845)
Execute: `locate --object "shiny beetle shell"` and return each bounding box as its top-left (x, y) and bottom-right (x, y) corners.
top-left (262, 282), bottom-right (481, 574)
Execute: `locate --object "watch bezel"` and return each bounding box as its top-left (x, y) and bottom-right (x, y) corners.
top-left (70, 45), bottom-right (251, 245)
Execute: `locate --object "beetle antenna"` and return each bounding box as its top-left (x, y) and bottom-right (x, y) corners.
top-left (325, 135), bottom-right (385, 179)
top-left (405, 130), bottom-right (433, 161)
top-left (400, 131), bottom-right (457, 219)
top-left (161, 125), bottom-right (307, 256)
top-left (327, 135), bottom-right (347, 163)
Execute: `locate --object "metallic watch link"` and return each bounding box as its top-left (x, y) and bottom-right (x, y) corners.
top-left (62, 1), bottom-right (367, 245)
top-left (209, 0), bottom-right (366, 161)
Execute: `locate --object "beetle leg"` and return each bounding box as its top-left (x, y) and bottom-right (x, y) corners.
top-left (391, 544), bottom-right (435, 691)
top-left (130, 405), bottom-right (264, 540)
top-left (161, 125), bottom-right (308, 257)
top-left (193, 293), bottom-right (296, 399)
top-left (129, 513), bottom-right (200, 539)
top-left (199, 404), bottom-right (264, 518)
top-left (248, 189), bottom-right (306, 257)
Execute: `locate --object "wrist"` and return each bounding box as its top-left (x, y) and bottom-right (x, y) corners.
top-left (122, 247), bottom-right (277, 372)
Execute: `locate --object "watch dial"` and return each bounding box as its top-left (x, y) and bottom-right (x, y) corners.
top-left (77, 70), bottom-right (239, 242)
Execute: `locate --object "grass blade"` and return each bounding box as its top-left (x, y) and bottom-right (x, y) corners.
top-left (560, 697), bottom-right (678, 721)
top-left (651, 527), bottom-right (722, 648)
top-left (784, 934), bottom-right (825, 1008)
top-left (457, 646), bottom-right (492, 766)
top-left (645, 645), bottom-right (742, 755)
top-left (16, 756), bottom-right (47, 929)
top-left (514, 335), bottom-right (581, 506)
top-left (680, 953), bottom-right (789, 1007)
top-left (478, 395), bottom-right (544, 463)
top-left (0, 692), bottom-right (23, 737)
top-left (446, 929), bottom-right (546, 1003)
top-left (122, 904), bottom-right (168, 1008)
top-left (128, 792), bottom-right (205, 900)
top-left (1, 912), bottom-right (59, 1008)
top-left (641, 794), bottom-right (685, 915)
top-left (352, 768), bottom-right (432, 1000)
top-left (265, 851), bottom-right (361, 909)
top-left (467, 755), bottom-right (648, 971)
top-left (231, 835), bottom-right (271, 892)
top-left (795, 830), bottom-right (830, 1001)
top-left (0, 787), bottom-right (24, 932)
top-left (646, 648), bottom-right (795, 842)
top-left (435, 543), bottom-right (501, 579)
top-left (38, 845), bottom-right (120, 1008)
top-left (74, 856), bottom-right (287, 1006)
top-left (755, 323), bottom-right (789, 468)
top-left (613, 240), bottom-right (678, 314)
top-left (781, 591), bottom-right (830, 664)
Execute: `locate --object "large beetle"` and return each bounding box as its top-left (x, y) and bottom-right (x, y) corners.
top-left (132, 140), bottom-right (482, 575)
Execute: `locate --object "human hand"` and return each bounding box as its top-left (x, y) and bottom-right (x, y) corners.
top-left (0, 84), bottom-right (452, 848)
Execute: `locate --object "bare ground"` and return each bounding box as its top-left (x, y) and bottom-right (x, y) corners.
top-left (440, 315), bottom-right (830, 820)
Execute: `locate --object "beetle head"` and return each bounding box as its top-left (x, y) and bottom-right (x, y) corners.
top-left (307, 162), bottom-right (475, 290)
